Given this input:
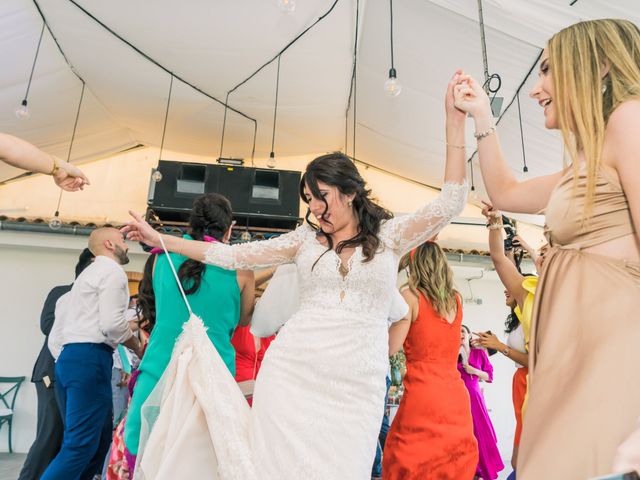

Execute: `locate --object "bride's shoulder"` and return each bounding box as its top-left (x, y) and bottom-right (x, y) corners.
top-left (294, 222), bottom-right (316, 236)
top-left (290, 222), bottom-right (319, 244)
top-left (378, 214), bottom-right (400, 236)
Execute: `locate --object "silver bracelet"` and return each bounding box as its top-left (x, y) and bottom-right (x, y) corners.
top-left (474, 125), bottom-right (496, 141)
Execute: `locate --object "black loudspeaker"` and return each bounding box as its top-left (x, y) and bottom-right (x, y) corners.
top-left (147, 161), bottom-right (302, 230)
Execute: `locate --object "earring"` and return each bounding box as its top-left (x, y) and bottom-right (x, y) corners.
top-left (348, 200), bottom-right (353, 207)
top-left (602, 83), bottom-right (607, 94)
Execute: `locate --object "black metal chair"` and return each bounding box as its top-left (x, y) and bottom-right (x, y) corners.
top-left (0, 376), bottom-right (26, 453)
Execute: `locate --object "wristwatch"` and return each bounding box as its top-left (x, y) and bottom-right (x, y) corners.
top-left (501, 346), bottom-right (510, 357)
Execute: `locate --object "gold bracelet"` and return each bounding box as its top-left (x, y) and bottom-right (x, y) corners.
top-left (446, 143), bottom-right (466, 149)
top-left (474, 125), bottom-right (496, 141)
top-left (49, 157), bottom-right (60, 176)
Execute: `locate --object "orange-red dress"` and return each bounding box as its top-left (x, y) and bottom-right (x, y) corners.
top-left (383, 294), bottom-right (478, 480)
top-left (231, 325), bottom-right (275, 383)
top-left (231, 325), bottom-right (275, 406)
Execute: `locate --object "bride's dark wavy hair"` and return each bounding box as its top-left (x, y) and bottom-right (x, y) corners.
top-left (178, 193), bottom-right (233, 295)
top-left (299, 152), bottom-right (392, 264)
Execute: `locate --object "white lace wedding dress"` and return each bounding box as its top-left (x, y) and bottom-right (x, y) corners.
top-left (134, 181), bottom-right (468, 480)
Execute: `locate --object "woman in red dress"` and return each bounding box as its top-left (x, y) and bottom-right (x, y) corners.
top-left (231, 326), bottom-right (275, 406)
top-left (383, 241), bottom-right (478, 479)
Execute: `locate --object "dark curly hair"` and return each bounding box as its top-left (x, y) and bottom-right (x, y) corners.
top-left (137, 193), bottom-right (233, 325)
top-left (178, 193), bottom-right (233, 295)
top-left (74, 248), bottom-right (95, 278)
top-left (504, 307), bottom-right (520, 334)
top-left (137, 254), bottom-right (156, 330)
top-left (299, 153), bottom-right (392, 266)
top-left (504, 273), bottom-right (536, 334)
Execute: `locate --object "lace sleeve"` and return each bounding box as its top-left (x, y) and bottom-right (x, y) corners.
top-left (381, 181), bottom-right (468, 256)
top-left (203, 224), bottom-right (310, 270)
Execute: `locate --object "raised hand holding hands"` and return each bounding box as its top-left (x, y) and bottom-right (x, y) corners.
top-left (453, 75), bottom-right (492, 119)
top-left (445, 70), bottom-right (468, 126)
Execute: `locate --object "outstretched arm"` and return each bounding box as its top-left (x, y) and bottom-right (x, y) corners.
top-left (0, 133), bottom-right (89, 191)
top-left (382, 181), bottom-right (468, 256)
top-left (475, 331), bottom-right (529, 368)
top-left (452, 76), bottom-right (563, 213)
top-left (123, 212), bottom-right (308, 270)
top-left (482, 202), bottom-right (527, 308)
top-left (382, 71), bottom-right (468, 255)
top-left (513, 235), bottom-right (538, 265)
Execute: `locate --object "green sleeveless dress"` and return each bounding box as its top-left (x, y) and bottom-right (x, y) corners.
top-left (124, 236), bottom-right (241, 454)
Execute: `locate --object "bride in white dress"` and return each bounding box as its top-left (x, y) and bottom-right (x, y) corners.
top-left (123, 72), bottom-right (469, 480)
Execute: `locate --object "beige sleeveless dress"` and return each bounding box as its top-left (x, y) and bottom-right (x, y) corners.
top-left (518, 166), bottom-right (640, 479)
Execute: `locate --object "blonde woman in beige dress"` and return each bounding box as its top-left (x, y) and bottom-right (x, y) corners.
top-left (452, 19), bottom-right (640, 480)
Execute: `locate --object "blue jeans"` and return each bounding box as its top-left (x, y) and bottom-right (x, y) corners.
top-left (42, 343), bottom-right (114, 480)
top-left (372, 376), bottom-right (392, 477)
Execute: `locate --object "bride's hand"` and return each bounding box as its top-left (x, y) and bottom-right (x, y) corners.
top-left (121, 211), bottom-right (161, 247)
top-left (453, 75), bottom-right (492, 119)
top-left (445, 70), bottom-right (467, 127)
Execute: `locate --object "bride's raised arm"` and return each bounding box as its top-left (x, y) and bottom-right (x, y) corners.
top-left (122, 212), bottom-right (309, 270)
top-left (381, 180), bottom-right (467, 256)
top-left (381, 71), bottom-right (469, 255)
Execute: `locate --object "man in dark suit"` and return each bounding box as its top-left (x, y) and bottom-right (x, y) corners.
top-left (17, 248), bottom-right (95, 480)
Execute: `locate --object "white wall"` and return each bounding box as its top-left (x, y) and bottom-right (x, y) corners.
top-left (0, 230), bottom-right (148, 453)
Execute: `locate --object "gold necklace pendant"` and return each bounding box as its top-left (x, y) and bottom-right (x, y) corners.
top-left (338, 262), bottom-right (349, 278)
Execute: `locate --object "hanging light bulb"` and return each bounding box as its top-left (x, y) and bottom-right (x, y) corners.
top-left (49, 212), bottom-right (62, 230)
top-left (276, 0), bottom-right (296, 13)
top-left (151, 169), bottom-right (163, 183)
top-left (16, 24), bottom-right (45, 120)
top-left (267, 151), bottom-right (276, 169)
top-left (383, 0), bottom-right (401, 97)
top-left (384, 68), bottom-right (402, 97)
top-left (15, 99), bottom-right (30, 120)
top-left (240, 230), bottom-right (252, 242)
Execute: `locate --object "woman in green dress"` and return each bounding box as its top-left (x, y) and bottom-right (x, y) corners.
top-left (124, 193), bottom-right (255, 460)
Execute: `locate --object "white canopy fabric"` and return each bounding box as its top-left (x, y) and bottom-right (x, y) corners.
top-left (0, 0), bottom-right (638, 202)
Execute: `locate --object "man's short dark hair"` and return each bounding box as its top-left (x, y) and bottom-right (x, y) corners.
top-left (75, 248), bottom-right (95, 278)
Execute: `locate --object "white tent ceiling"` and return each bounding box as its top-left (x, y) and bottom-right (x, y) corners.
top-left (1, 0), bottom-right (639, 204)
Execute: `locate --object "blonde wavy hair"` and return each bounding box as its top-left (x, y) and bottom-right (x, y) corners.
top-left (548, 19), bottom-right (640, 221)
top-left (400, 242), bottom-right (458, 318)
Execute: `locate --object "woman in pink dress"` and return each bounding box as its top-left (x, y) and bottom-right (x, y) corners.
top-left (458, 325), bottom-right (504, 480)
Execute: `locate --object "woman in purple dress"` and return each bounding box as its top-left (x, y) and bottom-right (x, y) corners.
top-left (458, 325), bottom-right (504, 480)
